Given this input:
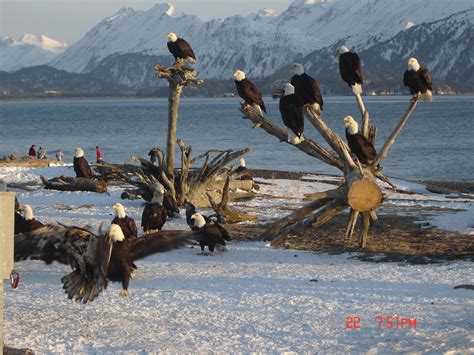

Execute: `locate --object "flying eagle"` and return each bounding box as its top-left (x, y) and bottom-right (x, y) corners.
top-left (190, 213), bottom-right (231, 256)
top-left (111, 203), bottom-right (137, 239)
top-left (233, 70), bottom-right (267, 117)
top-left (335, 46), bottom-right (363, 95)
top-left (344, 116), bottom-right (377, 165)
top-left (141, 185), bottom-right (167, 233)
top-left (73, 147), bottom-right (93, 179)
top-left (15, 204), bottom-right (45, 234)
top-left (403, 57), bottom-right (433, 102)
top-left (15, 224), bottom-right (202, 302)
top-left (290, 63), bottom-right (324, 114)
top-left (279, 83), bottom-right (305, 145)
top-left (167, 32), bottom-right (196, 64)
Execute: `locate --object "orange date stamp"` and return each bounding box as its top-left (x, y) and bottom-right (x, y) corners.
top-left (346, 315), bottom-right (417, 329)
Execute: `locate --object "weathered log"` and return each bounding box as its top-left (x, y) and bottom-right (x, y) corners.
top-left (270, 198), bottom-right (347, 244)
top-left (259, 187), bottom-right (344, 241)
top-left (304, 106), bottom-right (356, 170)
top-left (40, 175), bottom-right (107, 193)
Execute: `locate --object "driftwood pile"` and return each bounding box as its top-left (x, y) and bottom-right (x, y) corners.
top-left (240, 90), bottom-right (420, 247)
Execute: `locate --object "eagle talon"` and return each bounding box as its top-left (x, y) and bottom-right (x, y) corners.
top-left (120, 290), bottom-right (129, 297)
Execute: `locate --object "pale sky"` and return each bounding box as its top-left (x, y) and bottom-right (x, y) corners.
top-left (0, 0), bottom-right (293, 44)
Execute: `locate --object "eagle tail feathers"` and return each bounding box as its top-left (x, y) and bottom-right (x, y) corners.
top-left (352, 83), bottom-right (363, 95)
top-left (421, 90), bottom-right (432, 102)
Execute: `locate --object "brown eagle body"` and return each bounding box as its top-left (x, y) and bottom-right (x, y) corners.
top-left (403, 67), bottom-right (432, 95)
top-left (73, 156), bottom-right (93, 179)
top-left (141, 203), bottom-right (167, 233)
top-left (290, 73), bottom-right (323, 110)
top-left (111, 215), bottom-right (137, 239)
top-left (339, 51), bottom-right (363, 87)
top-left (167, 38), bottom-right (196, 63)
top-left (345, 130), bottom-right (377, 165)
top-left (235, 78), bottom-right (267, 114)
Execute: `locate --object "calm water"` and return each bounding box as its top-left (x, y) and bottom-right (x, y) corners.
top-left (1, 96), bottom-right (473, 181)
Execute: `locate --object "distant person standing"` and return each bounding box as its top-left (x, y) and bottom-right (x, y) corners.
top-left (96, 146), bottom-right (103, 163)
top-left (74, 147), bottom-right (93, 179)
top-left (56, 149), bottom-right (64, 162)
top-left (28, 144), bottom-right (36, 157)
top-left (37, 146), bottom-right (47, 159)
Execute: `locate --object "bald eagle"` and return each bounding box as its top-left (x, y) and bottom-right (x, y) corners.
top-left (167, 32), bottom-right (196, 64)
top-left (233, 70), bottom-right (267, 117)
top-left (73, 147), bottom-right (93, 179)
top-left (279, 83), bottom-right (305, 145)
top-left (111, 203), bottom-right (137, 239)
top-left (344, 116), bottom-right (377, 165)
top-left (190, 213), bottom-right (230, 256)
top-left (15, 224), bottom-right (201, 302)
top-left (141, 186), bottom-right (167, 233)
top-left (403, 57), bottom-right (433, 102)
top-left (290, 63), bottom-right (323, 114)
top-left (335, 46), bottom-right (363, 95)
top-left (15, 204), bottom-right (44, 234)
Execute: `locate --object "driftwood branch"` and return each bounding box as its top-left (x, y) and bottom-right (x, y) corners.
top-left (371, 97), bottom-right (419, 167)
top-left (259, 187), bottom-right (344, 241)
top-left (345, 209), bottom-right (359, 241)
top-left (270, 198), bottom-right (347, 244)
top-left (240, 104), bottom-right (344, 170)
top-left (304, 106), bottom-right (356, 170)
top-left (354, 93), bottom-right (369, 137)
top-left (359, 212), bottom-right (371, 248)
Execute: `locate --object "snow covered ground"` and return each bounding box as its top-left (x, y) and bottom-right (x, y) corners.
top-left (1, 166), bottom-right (473, 353)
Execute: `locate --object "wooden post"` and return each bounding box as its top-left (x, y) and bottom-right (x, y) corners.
top-left (0, 191), bottom-right (15, 353)
top-left (166, 81), bottom-right (183, 177)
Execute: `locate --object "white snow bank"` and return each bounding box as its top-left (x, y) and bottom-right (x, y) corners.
top-left (4, 243), bottom-right (473, 353)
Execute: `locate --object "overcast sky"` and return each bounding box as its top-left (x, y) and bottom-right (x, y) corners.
top-left (1, 0), bottom-right (293, 44)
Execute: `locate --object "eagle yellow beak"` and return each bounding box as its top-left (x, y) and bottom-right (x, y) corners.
top-left (190, 213), bottom-right (198, 219)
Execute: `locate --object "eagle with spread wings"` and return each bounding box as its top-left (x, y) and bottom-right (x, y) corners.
top-left (14, 224), bottom-right (202, 303)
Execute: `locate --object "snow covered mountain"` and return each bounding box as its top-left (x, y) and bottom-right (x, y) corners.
top-left (0, 34), bottom-right (67, 72)
top-left (50, 0), bottom-right (474, 78)
top-left (284, 9), bottom-right (474, 92)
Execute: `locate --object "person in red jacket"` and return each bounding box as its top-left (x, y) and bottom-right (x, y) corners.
top-left (96, 146), bottom-right (103, 163)
top-left (28, 144), bottom-right (36, 157)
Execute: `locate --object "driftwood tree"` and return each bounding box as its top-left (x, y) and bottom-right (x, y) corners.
top-left (240, 90), bottom-right (420, 247)
top-left (98, 63), bottom-right (252, 209)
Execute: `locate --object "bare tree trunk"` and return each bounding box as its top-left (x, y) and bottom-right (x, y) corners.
top-left (166, 82), bottom-right (183, 177)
